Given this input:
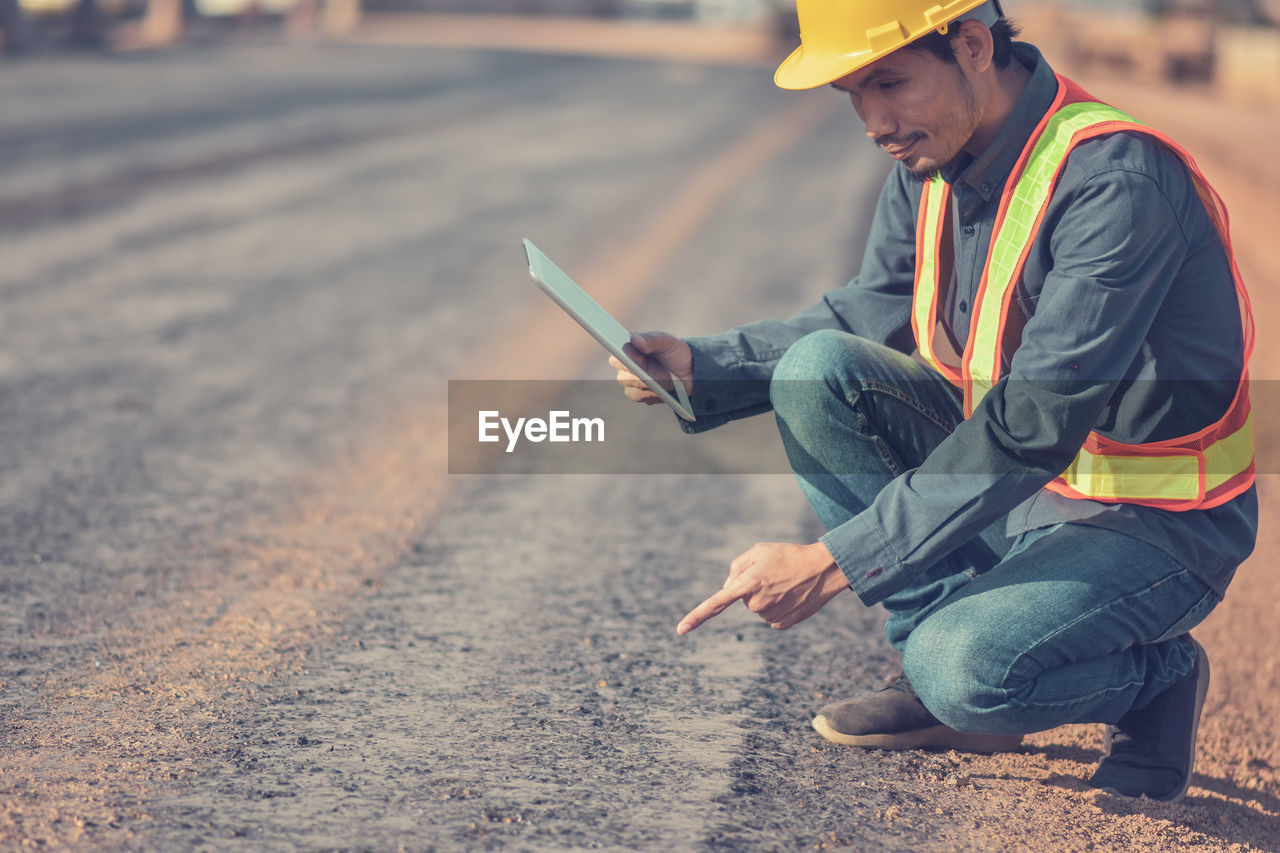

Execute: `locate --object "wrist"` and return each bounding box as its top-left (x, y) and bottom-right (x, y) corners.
top-left (809, 542), bottom-right (848, 592)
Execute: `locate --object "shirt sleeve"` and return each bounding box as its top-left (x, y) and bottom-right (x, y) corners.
top-left (676, 165), bottom-right (919, 434)
top-left (824, 165), bottom-right (1193, 605)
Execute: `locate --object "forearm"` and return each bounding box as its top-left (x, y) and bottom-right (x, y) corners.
top-left (822, 377), bottom-right (1109, 605)
top-left (677, 286), bottom-right (914, 434)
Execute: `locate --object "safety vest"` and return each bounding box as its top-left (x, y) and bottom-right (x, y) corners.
top-left (911, 74), bottom-right (1255, 512)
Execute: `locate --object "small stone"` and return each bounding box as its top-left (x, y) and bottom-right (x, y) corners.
top-left (879, 804), bottom-right (903, 822)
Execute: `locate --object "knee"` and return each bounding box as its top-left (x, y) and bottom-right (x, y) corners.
top-left (770, 330), bottom-right (907, 397)
top-left (769, 332), bottom-right (857, 452)
top-left (770, 330), bottom-right (866, 417)
top-left (773, 328), bottom-right (851, 381)
top-left (902, 614), bottom-right (1025, 735)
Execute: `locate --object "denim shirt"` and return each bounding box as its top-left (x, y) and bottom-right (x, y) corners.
top-left (678, 43), bottom-right (1258, 605)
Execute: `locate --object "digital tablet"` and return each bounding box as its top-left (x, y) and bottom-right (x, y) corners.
top-left (523, 238), bottom-right (695, 422)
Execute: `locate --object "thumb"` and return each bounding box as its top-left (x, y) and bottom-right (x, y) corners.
top-left (626, 333), bottom-right (671, 381)
top-left (630, 332), bottom-right (661, 353)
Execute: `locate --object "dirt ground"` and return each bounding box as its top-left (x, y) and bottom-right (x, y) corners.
top-left (2, 11), bottom-right (1279, 852)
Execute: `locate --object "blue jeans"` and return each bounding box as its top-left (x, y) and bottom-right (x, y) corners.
top-left (770, 330), bottom-right (1220, 735)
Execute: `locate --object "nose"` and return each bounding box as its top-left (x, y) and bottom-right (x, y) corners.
top-left (854, 95), bottom-right (896, 142)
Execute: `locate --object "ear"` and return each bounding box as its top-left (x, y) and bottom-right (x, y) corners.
top-left (952, 19), bottom-right (995, 74)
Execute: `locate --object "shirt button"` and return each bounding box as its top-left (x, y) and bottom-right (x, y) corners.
top-left (959, 300), bottom-right (969, 313)
top-left (981, 182), bottom-right (991, 194)
top-left (964, 225), bottom-right (975, 237)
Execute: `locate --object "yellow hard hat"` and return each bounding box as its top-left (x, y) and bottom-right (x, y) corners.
top-left (775, 0), bottom-right (1000, 90)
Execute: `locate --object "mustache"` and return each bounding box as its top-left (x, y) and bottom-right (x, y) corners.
top-left (874, 132), bottom-right (924, 150)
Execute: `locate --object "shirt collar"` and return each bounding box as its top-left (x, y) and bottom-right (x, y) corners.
top-left (939, 42), bottom-right (1059, 201)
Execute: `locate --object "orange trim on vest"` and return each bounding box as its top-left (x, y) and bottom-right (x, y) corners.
top-left (912, 179), bottom-right (963, 386)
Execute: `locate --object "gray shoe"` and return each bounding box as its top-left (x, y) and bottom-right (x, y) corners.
top-left (812, 673), bottom-right (1024, 753)
top-left (1088, 636), bottom-right (1210, 802)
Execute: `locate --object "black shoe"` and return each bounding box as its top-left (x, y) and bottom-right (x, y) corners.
top-left (812, 673), bottom-right (1024, 753)
top-left (1089, 637), bottom-right (1210, 802)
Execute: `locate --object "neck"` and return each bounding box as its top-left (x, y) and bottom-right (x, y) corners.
top-left (963, 59), bottom-right (1032, 158)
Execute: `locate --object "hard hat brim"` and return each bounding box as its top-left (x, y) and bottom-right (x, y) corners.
top-left (773, 43), bottom-right (879, 91)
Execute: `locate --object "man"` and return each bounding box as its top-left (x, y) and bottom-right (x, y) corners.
top-left (611, 0), bottom-right (1256, 802)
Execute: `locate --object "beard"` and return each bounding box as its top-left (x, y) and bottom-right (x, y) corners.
top-left (893, 72), bottom-right (983, 183)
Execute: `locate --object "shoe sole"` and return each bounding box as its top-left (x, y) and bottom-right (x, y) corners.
top-left (1096, 637), bottom-right (1211, 803)
top-left (812, 714), bottom-right (1024, 753)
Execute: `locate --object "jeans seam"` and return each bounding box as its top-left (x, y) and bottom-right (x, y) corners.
top-left (856, 378), bottom-right (959, 434)
top-left (844, 389), bottom-right (911, 477)
top-left (844, 380), bottom-right (957, 477)
top-left (1151, 587), bottom-right (1220, 644)
top-left (874, 437), bottom-right (902, 476)
top-left (999, 566), bottom-right (1192, 712)
top-left (1005, 675), bottom-right (1149, 713)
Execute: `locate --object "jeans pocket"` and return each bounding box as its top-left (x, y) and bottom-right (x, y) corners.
top-left (1152, 586), bottom-right (1222, 644)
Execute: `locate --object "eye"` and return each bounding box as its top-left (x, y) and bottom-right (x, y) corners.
top-left (879, 80), bottom-right (901, 92)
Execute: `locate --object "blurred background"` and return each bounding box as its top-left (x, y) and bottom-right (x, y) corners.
top-left (4, 0), bottom-right (1280, 75)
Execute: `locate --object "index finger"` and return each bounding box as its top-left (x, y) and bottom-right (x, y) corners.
top-left (676, 584), bottom-right (747, 636)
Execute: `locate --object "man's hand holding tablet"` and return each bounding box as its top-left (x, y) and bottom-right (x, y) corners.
top-left (609, 332), bottom-right (693, 407)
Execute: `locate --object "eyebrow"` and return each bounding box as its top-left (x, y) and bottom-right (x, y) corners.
top-left (830, 68), bottom-right (900, 93)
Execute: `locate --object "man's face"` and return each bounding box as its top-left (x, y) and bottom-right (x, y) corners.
top-left (831, 46), bottom-right (982, 180)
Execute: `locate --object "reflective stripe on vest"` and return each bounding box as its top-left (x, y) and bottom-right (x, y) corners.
top-left (911, 176), bottom-right (961, 384)
top-left (911, 73), bottom-right (1255, 511)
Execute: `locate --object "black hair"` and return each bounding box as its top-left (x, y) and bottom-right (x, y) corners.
top-left (906, 18), bottom-right (1022, 69)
